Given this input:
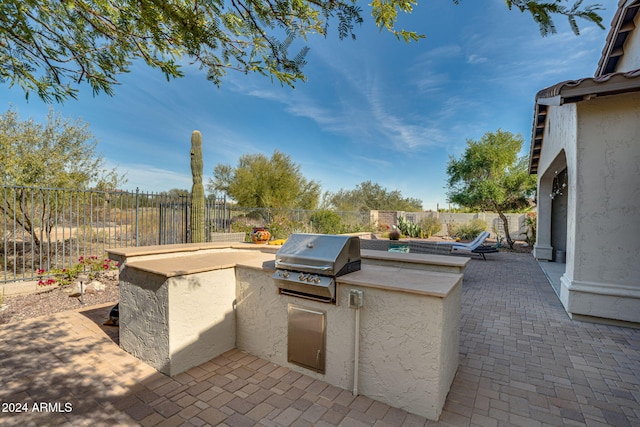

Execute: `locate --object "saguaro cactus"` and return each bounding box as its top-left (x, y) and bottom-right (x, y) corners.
top-left (190, 130), bottom-right (205, 243)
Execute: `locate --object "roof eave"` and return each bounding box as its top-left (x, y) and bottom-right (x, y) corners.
top-left (596, 0), bottom-right (640, 77)
top-left (528, 70), bottom-right (640, 175)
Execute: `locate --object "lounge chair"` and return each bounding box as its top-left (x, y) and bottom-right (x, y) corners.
top-left (438, 231), bottom-right (497, 260)
top-left (437, 231), bottom-right (490, 249)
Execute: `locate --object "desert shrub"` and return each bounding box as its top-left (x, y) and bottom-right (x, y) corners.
top-left (268, 215), bottom-right (307, 240)
top-left (419, 217), bottom-right (442, 238)
top-left (36, 255), bottom-right (119, 287)
top-left (450, 219), bottom-right (487, 241)
top-left (231, 221), bottom-right (253, 241)
top-left (310, 210), bottom-right (342, 234)
top-left (525, 212), bottom-right (537, 246)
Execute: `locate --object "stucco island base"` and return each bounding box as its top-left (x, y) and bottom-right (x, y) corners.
top-left (109, 243), bottom-right (465, 421)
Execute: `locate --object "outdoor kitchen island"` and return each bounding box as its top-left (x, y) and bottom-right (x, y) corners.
top-left (108, 240), bottom-right (467, 421)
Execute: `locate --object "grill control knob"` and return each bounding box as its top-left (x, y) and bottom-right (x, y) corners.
top-left (282, 271), bottom-right (290, 278)
top-left (298, 273), bottom-right (306, 281)
top-left (312, 276), bottom-right (321, 284)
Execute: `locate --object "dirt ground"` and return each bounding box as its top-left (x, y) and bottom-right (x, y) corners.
top-left (0, 271), bottom-right (119, 324)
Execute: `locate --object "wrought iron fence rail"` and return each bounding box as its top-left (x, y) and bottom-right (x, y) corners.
top-left (1, 185), bottom-right (370, 284)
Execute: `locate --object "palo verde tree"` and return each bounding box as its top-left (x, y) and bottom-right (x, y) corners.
top-left (209, 150), bottom-right (321, 210)
top-left (0, 106), bottom-right (125, 247)
top-left (446, 129), bottom-right (536, 249)
top-left (2, 1), bottom-right (604, 102)
top-left (329, 180), bottom-right (423, 212)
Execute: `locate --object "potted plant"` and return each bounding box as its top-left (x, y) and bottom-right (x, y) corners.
top-left (251, 227), bottom-right (271, 244)
top-left (388, 225), bottom-right (400, 240)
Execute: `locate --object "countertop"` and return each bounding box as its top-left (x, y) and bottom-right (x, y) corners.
top-left (360, 249), bottom-right (469, 269)
top-left (119, 247), bottom-right (463, 298)
top-left (108, 242), bottom-right (279, 258)
top-left (125, 250), bottom-right (276, 277)
top-left (338, 265), bottom-right (462, 298)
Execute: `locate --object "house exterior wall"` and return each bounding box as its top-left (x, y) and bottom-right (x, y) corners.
top-left (533, 104), bottom-right (577, 263)
top-left (536, 93), bottom-right (640, 324)
top-left (564, 92), bottom-right (640, 323)
top-left (616, 12), bottom-right (640, 72)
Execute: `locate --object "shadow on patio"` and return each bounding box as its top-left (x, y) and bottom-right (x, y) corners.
top-left (0, 251), bottom-right (638, 426)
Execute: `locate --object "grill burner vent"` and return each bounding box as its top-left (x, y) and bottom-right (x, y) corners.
top-left (273, 234), bottom-right (361, 302)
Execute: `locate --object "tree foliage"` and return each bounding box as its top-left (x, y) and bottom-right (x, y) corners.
top-left (209, 150), bottom-right (320, 210)
top-left (0, 107), bottom-right (125, 248)
top-left (1, 0), bottom-right (604, 102)
top-left (502, 0), bottom-right (604, 36)
top-left (329, 180), bottom-right (423, 212)
top-left (446, 129), bottom-right (536, 249)
top-left (0, 107), bottom-right (123, 188)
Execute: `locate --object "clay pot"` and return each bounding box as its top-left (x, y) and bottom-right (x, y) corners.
top-left (251, 227), bottom-right (271, 244)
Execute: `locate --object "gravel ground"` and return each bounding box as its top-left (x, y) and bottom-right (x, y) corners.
top-left (0, 272), bottom-right (119, 324)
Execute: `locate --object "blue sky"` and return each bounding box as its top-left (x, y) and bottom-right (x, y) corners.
top-left (3, 1), bottom-right (616, 210)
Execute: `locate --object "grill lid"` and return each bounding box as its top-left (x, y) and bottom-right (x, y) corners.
top-left (273, 234), bottom-right (361, 302)
top-left (274, 233), bottom-right (361, 276)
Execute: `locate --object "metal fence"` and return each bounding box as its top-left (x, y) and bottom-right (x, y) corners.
top-left (1, 186), bottom-right (219, 283)
top-left (1, 185), bottom-right (371, 283)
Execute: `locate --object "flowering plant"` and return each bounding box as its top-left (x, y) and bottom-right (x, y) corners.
top-left (37, 255), bottom-right (119, 287)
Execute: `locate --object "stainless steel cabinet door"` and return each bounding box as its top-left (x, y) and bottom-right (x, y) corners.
top-left (287, 304), bottom-right (326, 373)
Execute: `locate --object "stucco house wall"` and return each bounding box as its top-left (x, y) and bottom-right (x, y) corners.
top-left (530, 0), bottom-right (640, 324)
top-left (616, 11), bottom-right (640, 71)
top-left (533, 104), bottom-right (577, 263)
top-left (572, 93), bottom-right (640, 287)
top-left (534, 93), bottom-right (640, 324)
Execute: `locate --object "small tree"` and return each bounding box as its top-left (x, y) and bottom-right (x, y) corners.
top-left (209, 150), bottom-right (320, 211)
top-left (446, 129), bottom-right (536, 249)
top-left (329, 181), bottom-right (423, 212)
top-left (0, 107), bottom-right (125, 247)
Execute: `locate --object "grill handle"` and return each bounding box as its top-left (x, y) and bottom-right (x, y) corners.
top-left (275, 261), bottom-right (332, 271)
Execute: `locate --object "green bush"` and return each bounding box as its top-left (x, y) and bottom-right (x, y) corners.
top-left (230, 221), bottom-right (253, 241)
top-left (419, 217), bottom-right (442, 238)
top-left (451, 219), bottom-right (487, 241)
top-left (310, 210), bottom-right (342, 234)
top-left (268, 215), bottom-right (306, 239)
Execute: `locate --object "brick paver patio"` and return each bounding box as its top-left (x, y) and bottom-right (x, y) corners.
top-left (0, 251), bottom-right (638, 426)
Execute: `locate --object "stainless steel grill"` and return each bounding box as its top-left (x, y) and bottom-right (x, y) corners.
top-left (273, 233), bottom-right (361, 302)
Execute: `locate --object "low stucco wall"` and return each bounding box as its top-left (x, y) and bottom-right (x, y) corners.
top-left (235, 264), bottom-right (461, 420)
top-left (119, 267), bottom-right (236, 376)
top-left (114, 246), bottom-right (463, 420)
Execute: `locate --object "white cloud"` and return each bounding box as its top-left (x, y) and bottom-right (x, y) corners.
top-left (111, 163), bottom-right (192, 193)
top-left (467, 54), bottom-right (488, 64)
